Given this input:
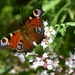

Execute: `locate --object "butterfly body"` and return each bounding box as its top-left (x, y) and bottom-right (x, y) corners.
top-left (0, 8), bottom-right (44, 52)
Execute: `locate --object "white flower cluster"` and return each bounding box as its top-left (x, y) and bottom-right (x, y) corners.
top-left (30, 52), bottom-right (59, 71)
top-left (65, 52), bottom-right (75, 74)
top-left (30, 57), bottom-right (44, 69)
top-left (41, 21), bottom-right (56, 49)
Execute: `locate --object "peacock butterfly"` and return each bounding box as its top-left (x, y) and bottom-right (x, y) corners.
top-left (0, 8), bottom-right (44, 53)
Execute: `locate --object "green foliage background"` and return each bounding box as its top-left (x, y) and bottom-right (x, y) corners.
top-left (0, 0), bottom-right (75, 75)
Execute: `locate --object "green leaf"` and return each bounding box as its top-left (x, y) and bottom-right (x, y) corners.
top-left (33, 45), bottom-right (44, 55)
top-left (66, 22), bottom-right (75, 27)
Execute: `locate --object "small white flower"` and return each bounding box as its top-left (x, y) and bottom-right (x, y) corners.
top-left (41, 41), bottom-right (48, 49)
top-left (35, 57), bottom-right (44, 66)
top-left (46, 59), bottom-right (52, 64)
top-left (48, 38), bottom-right (53, 43)
top-left (52, 60), bottom-right (59, 68)
top-left (31, 62), bottom-right (39, 70)
top-left (50, 72), bottom-right (55, 75)
top-left (50, 53), bottom-right (57, 59)
top-left (35, 57), bottom-right (41, 61)
top-left (66, 60), bottom-right (73, 68)
top-left (65, 52), bottom-right (75, 69)
top-left (44, 26), bottom-right (49, 31)
top-left (47, 64), bottom-right (53, 70)
top-left (49, 26), bottom-right (56, 35)
top-left (44, 27), bottom-right (51, 37)
top-left (51, 29), bottom-right (56, 35)
top-left (65, 52), bottom-right (75, 74)
top-left (43, 21), bottom-right (48, 26)
top-left (10, 69), bottom-right (16, 74)
top-left (69, 69), bottom-right (73, 74)
top-left (42, 53), bottom-right (48, 58)
top-left (44, 26), bottom-right (56, 38)
top-left (70, 52), bottom-right (75, 60)
top-left (41, 70), bottom-right (48, 75)
top-left (18, 54), bottom-right (25, 63)
top-left (39, 60), bottom-right (44, 66)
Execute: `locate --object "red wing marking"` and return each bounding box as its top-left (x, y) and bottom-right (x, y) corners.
top-left (9, 32), bottom-right (20, 49)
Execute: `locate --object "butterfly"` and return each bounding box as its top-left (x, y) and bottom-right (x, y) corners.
top-left (0, 8), bottom-right (44, 53)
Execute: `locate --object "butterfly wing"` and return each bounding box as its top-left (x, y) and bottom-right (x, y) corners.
top-left (19, 22), bottom-right (44, 52)
top-left (0, 25), bottom-right (44, 53)
top-left (0, 8), bottom-right (44, 53)
top-left (0, 30), bottom-right (32, 52)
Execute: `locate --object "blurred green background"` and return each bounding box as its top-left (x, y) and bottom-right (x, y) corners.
top-left (0, 0), bottom-right (75, 75)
